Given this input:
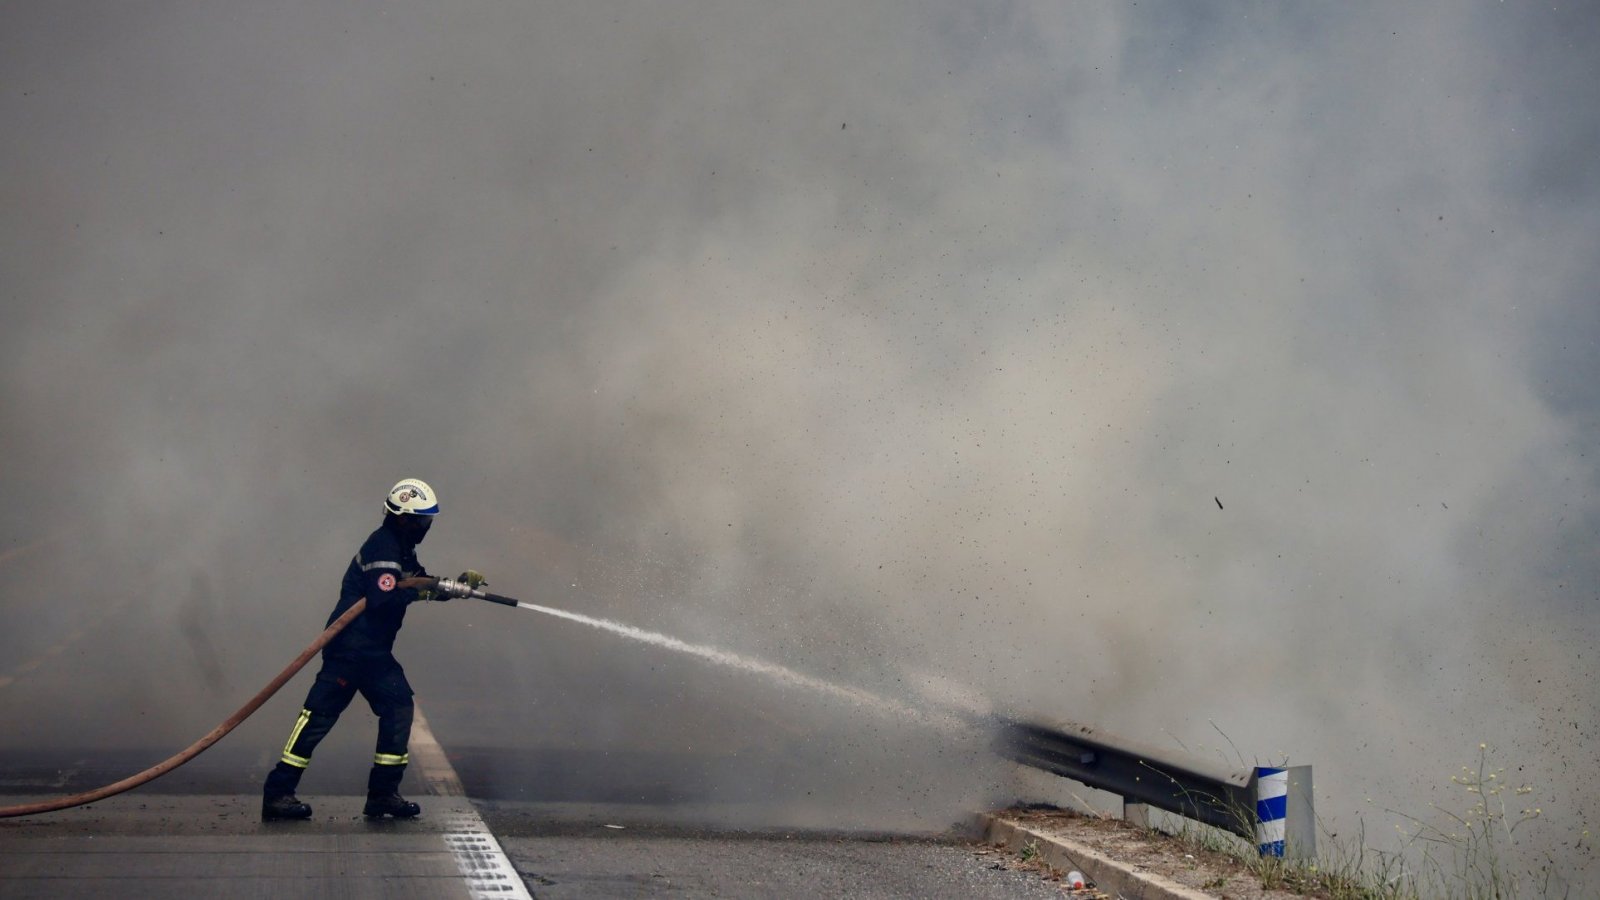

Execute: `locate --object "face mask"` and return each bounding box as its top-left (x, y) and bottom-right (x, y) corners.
top-left (398, 515), bottom-right (433, 543)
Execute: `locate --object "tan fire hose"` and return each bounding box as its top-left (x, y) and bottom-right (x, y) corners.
top-left (0, 576), bottom-right (443, 819)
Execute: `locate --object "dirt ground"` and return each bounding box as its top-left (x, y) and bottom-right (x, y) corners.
top-left (990, 806), bottom-right (1316, 900)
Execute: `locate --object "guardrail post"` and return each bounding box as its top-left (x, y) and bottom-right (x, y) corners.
top-left (1286, 764), bottom-right (1315, 860)
top-left (1122, 800), bottom-right (1150, 829)
top-left (1254, 765), bottom-right (1314, 859)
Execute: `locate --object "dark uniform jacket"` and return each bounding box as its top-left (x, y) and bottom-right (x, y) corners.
top-left (323, 521), bottom-right (430, 660)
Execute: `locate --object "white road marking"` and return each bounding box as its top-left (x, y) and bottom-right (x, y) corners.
top-left (410, 705), bottom-right (533, 900)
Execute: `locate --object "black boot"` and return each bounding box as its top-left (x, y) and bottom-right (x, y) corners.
top-left (363, 792), bottom-right (421, 818)
top-left (262, 794), bottom-right (313, 820)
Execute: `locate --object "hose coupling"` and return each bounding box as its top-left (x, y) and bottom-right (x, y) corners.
top-left (431, 576), bottom-right (483, 600)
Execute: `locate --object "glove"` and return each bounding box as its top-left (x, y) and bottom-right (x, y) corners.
top-left (458, 569), bottom-right (488, 590)
top-left (414, 585), bottom-right (444, 603)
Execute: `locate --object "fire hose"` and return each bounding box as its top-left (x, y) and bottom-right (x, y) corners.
top-left (0, 576), bottom-right (518, 819)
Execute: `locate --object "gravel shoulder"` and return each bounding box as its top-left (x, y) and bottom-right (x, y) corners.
top-left (987, 806), bottom-right (1315, 900)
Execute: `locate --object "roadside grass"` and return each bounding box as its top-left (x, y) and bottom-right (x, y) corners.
top-left (1139, 744), bottom-right (1586, 899)
top-left (1019, 838), bottom-right (1041, 862)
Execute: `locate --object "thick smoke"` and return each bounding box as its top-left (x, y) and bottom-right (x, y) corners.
top-left (2, 0), bottom-right (1596, 888)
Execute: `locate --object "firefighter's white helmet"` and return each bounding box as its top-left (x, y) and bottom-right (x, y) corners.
top-left (384, 478), bottom-right (440, 516)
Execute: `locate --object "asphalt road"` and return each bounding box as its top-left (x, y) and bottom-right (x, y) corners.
top-left (494, 830), bottom-right (1071, 899)
top-left (0, 755), bottom-right (1068, 899)
top-left (0, 584), bottom-right (1067, 897)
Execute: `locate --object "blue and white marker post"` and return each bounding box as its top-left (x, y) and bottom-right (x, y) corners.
top-left (1254, 765), bottom-right (1315, 859)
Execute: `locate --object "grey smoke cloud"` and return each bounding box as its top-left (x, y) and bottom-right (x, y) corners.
top-left (2, 0), bottom-right (1596, 888)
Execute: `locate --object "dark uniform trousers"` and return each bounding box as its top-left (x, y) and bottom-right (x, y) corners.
top-left (263, 654), bottom-right (414, 798)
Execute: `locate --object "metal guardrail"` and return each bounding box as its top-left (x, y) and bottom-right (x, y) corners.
top-left (997, 716), bottom-right (1314, 858)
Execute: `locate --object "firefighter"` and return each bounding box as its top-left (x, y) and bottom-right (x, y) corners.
top-left (261, 478), bottom-right (486, 820)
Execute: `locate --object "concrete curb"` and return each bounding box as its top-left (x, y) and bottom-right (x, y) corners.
top-left (977, 814), bottom-right (1217, 900)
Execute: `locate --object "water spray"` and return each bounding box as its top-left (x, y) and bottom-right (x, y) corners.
top-left (509, 599), bottom-right (968, 731)
top-left (441, 576), bottom-right (968, 729)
